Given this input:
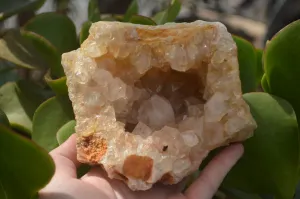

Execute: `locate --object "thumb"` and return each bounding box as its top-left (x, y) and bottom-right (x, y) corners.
top-left (185, 144), bottom-right (244, 199)
top-left (50, 133), bottom-right (80, 178)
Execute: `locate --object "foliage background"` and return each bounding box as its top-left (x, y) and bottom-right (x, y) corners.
top-left (1, 0), bottom-right (300, 199)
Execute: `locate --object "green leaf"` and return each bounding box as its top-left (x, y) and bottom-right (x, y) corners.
top-left (233, 36), bottom-right (257, 93)
top-left (112, 15), bottom-right (124, 22)
top-left (23, 12), bottom-right (79, 53)
top-left (0, 29), bottom-right (58, 70)
top-left (80, 21), bottom-right (92, 44)
top-left (22, 31), bottom-right (64, 77)
top-left (0, 61), bottom-right (19, 86)
top-left (77, 164), bottom-right (91, 178)
top-left (0, 81), bottom-right (45, 135)
top-left (44, 70), bottom-right (68, 95)
top-left (222, 189), bottom-right (263, 199)
top-left (261, 74), bottom-right (270, 93)
top-left (123, 0), bottom-right (138, 22)
top-left (223, 92), bottom-right (299, 199)
top-left (264, 20), bottom-right (300, 122)
top-left (0, 125), bottom-right (55, 199)
top-left (32, 96), bottom-right (74, 151)
top-left (30, 193), bottom-right (39, 199)
top-left (256, 49), bottom-right (264, 87)
top-left (129, 15), bottom-right (156, 25)
top-left (56, 120), bottom-right (75, 145)
top-left (101, 16), bottom-right (118, 22)
top-left (0, 109), bottom-right (9, 127)
top-left (0, 0), bottom-right (45, 21)
top-left (88, 0), bottom-right (100, 22)
top-left (153, 0), bottom-right (181, 25)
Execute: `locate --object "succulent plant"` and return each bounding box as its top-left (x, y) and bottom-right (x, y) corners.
top-left (0, 0), bottom-right (300, 198)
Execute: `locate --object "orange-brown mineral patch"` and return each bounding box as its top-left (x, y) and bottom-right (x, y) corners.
top-left (77, 135), bottom-right (107, 164)
top-left (159, 172), bottom-right (174, 184)
top-left (135, 25), bottom-right (216, 45)
top-left (123, 155), bottom-right (153, 181)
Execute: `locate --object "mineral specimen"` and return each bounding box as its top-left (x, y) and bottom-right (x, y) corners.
top-left (61, 20), bottom-right (257, 191)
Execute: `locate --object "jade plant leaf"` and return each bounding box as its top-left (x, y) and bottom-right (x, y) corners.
top-left (129, 15), bottom-right (157, 25)
top-left (77, 164), bottom-right (91, 178)
top-left (0, 81), bottom-right (45, 135)
top-left (0, 29), bottom-right (58, 70)
top-left (22, 31), bottom-right (63, 78)
top-left (30, 193), bottom-right (39, 199)
top-left (0, 0), bottom-right (45, 21)
top-left (80, 21), bottom-right (92, 44)
top-left (101, 16), bottom-right (118, 22)
top-left (44, 70), bottom-right (68, 95)
top-left (23, 12), bottom-right (79, 53)
top-left (123, 0), bottom-right (138, 22)
top-left (264, 20), bottom-right (300, 122)
top-left (0, 109), bottom-right (9, 127)
top-left (153, 0), bottom-right (181, 25)
top-left (222, 189), bottom-right (263, 199)
top-left (256, 49), bottom-right (264, 87)
top-left (223, 92), bottom-right (299, 199)
top-left (32, 96), bottom-right (74, 151)
top-left (233, 36), bottom-right (257, 93)
top-left (261, 74), bottom-right (270, 93)
top-left (56, 120), bottom-right (75, 145)
top-left (88, 0), bottom-right (101, 22)
top-left (0, 60), bottom-right (19, 86)
top-left (0, 125), bottom-right (55, 199)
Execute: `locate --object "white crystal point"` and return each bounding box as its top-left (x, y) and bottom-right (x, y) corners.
top-left (132, 122), bottom-right (152, 138)
top-left (137, 95), bottom-right (175, 130)
top-left (152, 126), bottom-right (189, 156)
top-left (181, 130), bottom-right (199, 147)
top-left (107, 77), bottom-right (127, 101)
top-left (204, 92), bottom-right (229, 122)
top-left (61, 20), bottom-right (257, 191)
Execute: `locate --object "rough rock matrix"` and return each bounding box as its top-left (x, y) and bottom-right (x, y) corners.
top-left (62, 20), bottom-right (257, 191)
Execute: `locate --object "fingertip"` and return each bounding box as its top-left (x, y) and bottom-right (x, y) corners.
top-left (224, 143), bottom-right (244, 159)
top-left (53, 133), bottom-right (77, 154)
top-left (184, 143), bottom-right (245, 199)
top-left (64, 133), bottom-right (77, 145)
top-left (51, 133), bottom-right (80, 168)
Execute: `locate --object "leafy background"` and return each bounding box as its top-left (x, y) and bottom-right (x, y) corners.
top-left (1, 0), bottom-right (300, 199)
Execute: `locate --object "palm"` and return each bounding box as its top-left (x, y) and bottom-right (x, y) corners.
top-left (81, 171), bottom-right (181, 199)
top-left (40, 134), bottom-right (243, 199)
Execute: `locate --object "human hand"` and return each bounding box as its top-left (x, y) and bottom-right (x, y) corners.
top-left (39, 134), bottom-right (243, 199)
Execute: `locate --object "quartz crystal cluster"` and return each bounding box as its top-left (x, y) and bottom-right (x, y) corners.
top-left (62, 20), bottom-right (257, 191)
